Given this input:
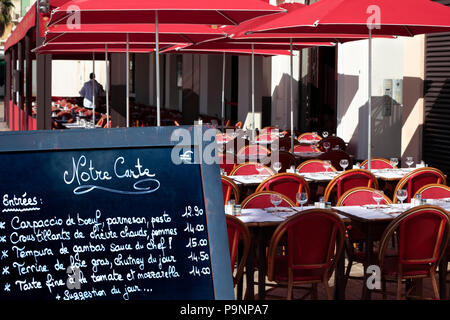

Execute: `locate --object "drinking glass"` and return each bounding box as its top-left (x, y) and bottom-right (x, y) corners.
top-left (323, 142), bottom-right (331, 152)
top-left (405, 157), bottom-right (414, 168)
top-left (270, 194), bottom-right (283, 211)
top-left (323, 160), bottom-right (332, 172)
top-left (296, 192), bottom-right (308, 210)
top-left (322, 131), bottom-right (329, 138)
top-left (396, 189), bottom-right (408, 208)
top-left (372, 190), bottom-right (384, 210)
top-left (390, 157), bottom-right (398, 169)
top-left (255, 163), bottom-right (264, 175)
top-left (273, 162), bottom-right (282, 174)
top-left (339, 159), bottom-right (349, 171)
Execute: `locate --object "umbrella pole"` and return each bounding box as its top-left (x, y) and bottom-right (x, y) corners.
top-left (290, 39), bottom-right (294, 153)
top-left (251, 43), bottom-right (255, 141)
top-left (126, 33), bottom-right (130, 127)
top-left (105, 44), bottom-right (109, 128)
top-left (368, 29), bottom-right (372, 171)
top-left (156, 10), bottom-right (161, 127)
top-left (92, 52), bottom-right (95, 126)
top-left (221, 52), bottom-right (225, 131)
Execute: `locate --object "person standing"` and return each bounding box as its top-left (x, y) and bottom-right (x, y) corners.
top-left (79, 73), bottom-right (105, 109)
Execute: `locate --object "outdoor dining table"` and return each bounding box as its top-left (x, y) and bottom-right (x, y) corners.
top-left (234, 200), bottom-right (450, 300)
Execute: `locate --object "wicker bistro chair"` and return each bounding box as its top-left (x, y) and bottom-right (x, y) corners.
top-left (393, 167), bottom-right (447, 203)
top-left (297, 132), bottom-right (322, 143)
top-left (221, 176), bottom-right (241, 205)
top-left (360, 158), bottom-right (396, 170)
top-left (324, 169), bottom-right (379, 205)
top-left (226, 215), bottom-right (251, 295)
top-left (296, 159), bottom-right (337, 173)
top-left (240, 191), bottom-right (296, 209)
top-left (413, 183), bottom-right (450, 199)
top-left (336, 187), bottom-right (393, 290)
top-left (377, 205), bottom-right (450, 300)
top-left (266, 209), bottom-right (346, 300)
top-left (230, 162), bottom-right (275, 176)
top-left (255, 173), bottom-right (310, 206)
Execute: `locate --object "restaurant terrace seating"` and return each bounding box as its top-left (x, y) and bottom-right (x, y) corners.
top-left (255, 132), bottom-right (279, 143)
top-left (336, 187), bottom-right (393, 289)
top-left (393, 167), bottom-right (447, 203)
top-left (290, 144), bottom-right (321, 153)
top-left (266, 209), bottom-right (345, 300)
top-left (219, 153), bottom-right (237, 175)
top-left (230, 162), bottom-right (274, 176)
top-left (221, 176), bottom-right (241, 205)
top-left (226, 214), bottom-right (251, 296)
top-left (255, 173), bottom-right (310, 205)
top-left (324, 169), bottom-right (379, 204)
top-left (296, 159), bottom-right (337, 173)
top-left (413, 183), bottom-right (450, 199)
top-left (360, 158), bottom-right (395, 169)
top-left (272, 150), bottom-right (297, 173)
top-left (377, 205), bottom-right (450, 299)
top-left (240, 191), bottom-right (295, 209)
top-left (237, 145), bottom-right (271, 163)
top-left (297, 132), bottom-right (321, 142)
top-left (318, 136), bottom-right (347, 152)
top-left (319, 150), bottom-right (352, 172)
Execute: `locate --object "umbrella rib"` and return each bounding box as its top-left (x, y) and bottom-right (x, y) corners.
top-left (216, 10), bottom-right (238, 25)
top-left (404, 26), bottom-right (414, 37)
top-left (179, 34), bottom-right (194, 43)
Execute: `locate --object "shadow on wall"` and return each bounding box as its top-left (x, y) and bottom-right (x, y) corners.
top-left (337, 73), bottom-right (359, 156)
top-left (271, 72), bottom-right (299, 130)
top-left (357, 96), bottom-right (402, 161)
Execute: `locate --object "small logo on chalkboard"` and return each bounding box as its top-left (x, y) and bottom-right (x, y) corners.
top-left (180, 151), bottom-right (193, 163)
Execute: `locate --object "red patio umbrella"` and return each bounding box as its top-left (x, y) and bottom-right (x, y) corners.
top-left (47, 0), bottom-right (286, 127)
top-left (240, 0), bottom-right (450, 170)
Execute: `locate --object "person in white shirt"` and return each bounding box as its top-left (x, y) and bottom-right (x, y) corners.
top-left (79, 73), bottom-right (105, 109)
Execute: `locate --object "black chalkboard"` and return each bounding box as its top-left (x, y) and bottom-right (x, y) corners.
top-left (0, 126), bottom-right (233, 300)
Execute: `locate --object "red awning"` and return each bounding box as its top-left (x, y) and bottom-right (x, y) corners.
top-left (161, 44), bottom-right (292, 56)
top-left (4, 3), bottom-right (36, 51)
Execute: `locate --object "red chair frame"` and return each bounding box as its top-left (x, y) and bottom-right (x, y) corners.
top-left (241, 191), bottom-right (296, 209)
top-left (255, 173), bottom-right (310, 205)
top-left (296, 159), bottom-right (337, 173)
top-left (413, 183), bottom-right (450, 200)
top-left (221, 176), bottom-right (241, 205)
top-left (360, 158), bottom-right (395, 169)
top-left (226, 215), bottom-right (251, 289)
top-left (230, 162), bottom-right (274, 176)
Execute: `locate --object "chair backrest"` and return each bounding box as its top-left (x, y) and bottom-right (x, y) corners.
top-left (290, 144), bottom-right (321, 153)
top-left (319, 150), bottom-right (352, 171)
top-left (271, 150), bottom-right (296, 173)
top-left (230, 162), bottom-right (274, 176)
top-left (337, 187), bottom-right (393, 206)
top-left (393, 167), bottom-right (447, 203)
top-left (413, 183), bottom-right (450, 200)
top-left (241, 191), bottom-right (295, 209)
top-left (255, 132), bottom-right (279, 143)
top-left (297, 159), bottom-right (337, 173)
top-left (226, 215), bottom-right (251, 287)
top-left (219, 153), bottom-right (236, 175)
top-left (267, 209), bottom-right (345, 282)
top-left (360, 158), bottom-right (394, 169)
top-left (216, 133), bottom-right (234, 144)
top-left (324, 169), bottom-right (379, 204)
top-left (278, 136), bottom-right (294, 151)
top-left (221, 176), bottom-right (240, 205)
top-left (378, 205), bottom-right (450, 275)
top-left (256, 173), bottom-right (310, 205)
top-left (235, 121), bottom-right (243, 129)
top-left (318, 136), bottom-right (347, 152)
top-left (236, 144), bottom-right (271, 157)
top-left (297, 132), bottom-right (322, 142)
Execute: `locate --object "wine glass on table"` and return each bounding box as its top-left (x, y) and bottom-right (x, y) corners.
top-left (372, 190), bottom-right (384, 210)
top-left (323, 160), bottom-right (332, 173)
top-left (270, 193), bottom-right (283, 212)
top-left (323, 142), bottom-right (331, 152)
top-left (296, 192), bottom-right (308, 211)
top-left (272, 162), bottom-right (282, 175)
top-left (390, 157), bottom-right (398, 169)
top-left (405, 157), bottom-right (414, 169)
top-left (339, 159), bottom-right (349, 171)
top-left (396, 189), bottom-right (408, 209)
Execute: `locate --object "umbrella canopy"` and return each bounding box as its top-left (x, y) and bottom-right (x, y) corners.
top-left (48, 0), bottom-right (286, 26)
top-left (44, 23), bottom-right (228, 45)
top-left (34, 42), bottom-right (172, 53)
top-left (162, 44), bottom-right (292, 56)
top-left (244, 0), bottom-right (450, 36)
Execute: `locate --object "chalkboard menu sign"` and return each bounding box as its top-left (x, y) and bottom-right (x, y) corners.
top-left (0, 126), bottom-right (233, 300)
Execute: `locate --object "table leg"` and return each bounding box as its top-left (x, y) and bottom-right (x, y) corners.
top-left (363, 223), bottom-right (374, 300)
top-left (334, 235), bottom-right (346, 300)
